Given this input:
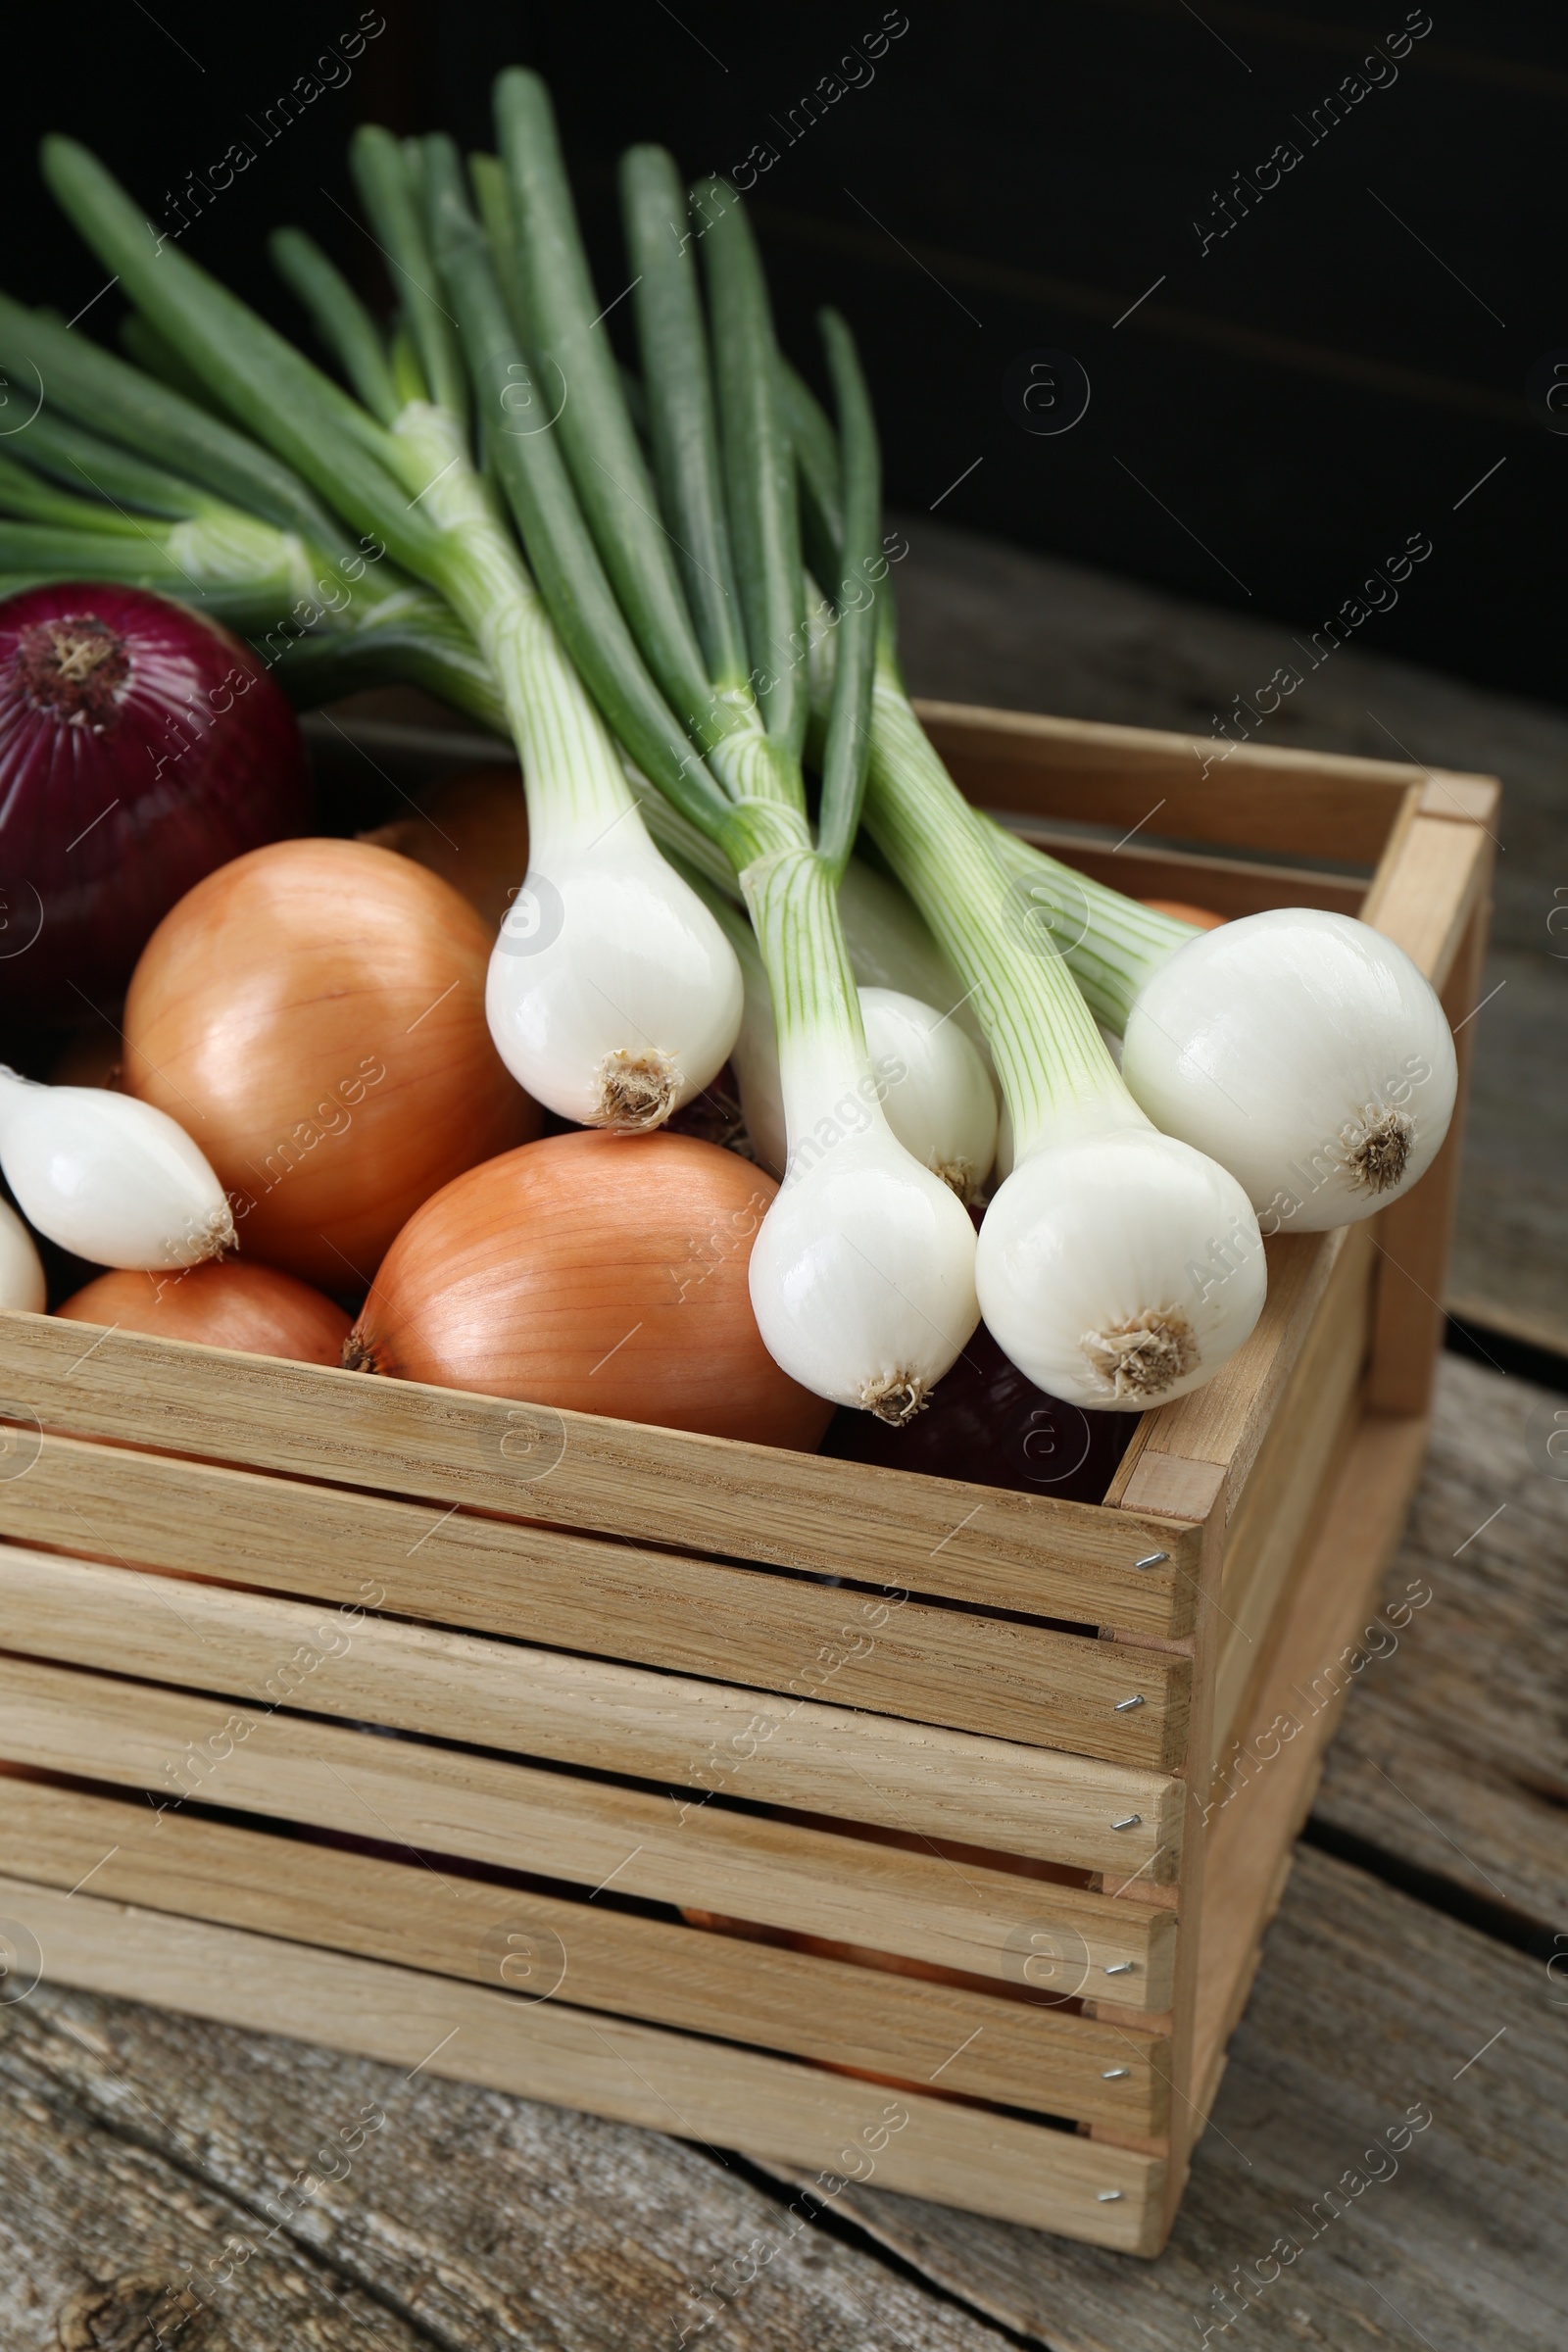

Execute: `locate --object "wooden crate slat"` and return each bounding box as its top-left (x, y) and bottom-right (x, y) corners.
top-left (1191, 1411), bottom-right (1431, 2124)
top-left (0, 1657), bottom-right (1182, 1979)
top-left (1107, 1232), bottom-right (1346, 1528)
top-left (1368, 885), bottom-right (1493, 1418)
top-left (917, 697), bottom-right (1427, 861)
top-left (0, 1544), bottom-right (1181, 1873)
top-left (0, 1313), bottom-right (1199, 1635)
top-left (1211, 1226), bottom-right (1377, 1750)
top-left (0, 1870), bottom-right (1166, 2250)
top-left (1015, 835), bottom-right (1367, 922)
top-left (0, 1441), bottom-right (1187, 1772)
top-left (1361, 808), bottom-right (1494, 993)
top-left (0, 1780), bottom-right (1171, 2128)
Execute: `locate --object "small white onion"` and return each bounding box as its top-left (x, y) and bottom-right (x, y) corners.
top-left (1121, 908), bottom-right (1456, 1234)
top-left (486, 824), bottom-right (743, 1129)
top-left (749, 1125), bottom-right (981, 1417)
top-left (0, 1197), bottom-right (46, 1311)
top-left (978, 1127), bottom-right (1267, 1411)
top-left (0, 1070), bottom-right (234, 1270)
top-left (735, 979), bottom-right (998, 1201)
top-left (858, 987), bottom-right (997, 1199)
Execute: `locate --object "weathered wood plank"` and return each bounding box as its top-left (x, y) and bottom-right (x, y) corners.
top-left (1314, 1354), bottom-right (1568, 1928)
top-left (760, 1841), bottom-right (1565, 2349)
top-left (0, 1986), bottom-right (1013, 2352)
top-left (0, 1438), bottom-right (1190, 1768)
top-left (4, 1874), bottom-right (1164, 2250)
top-left (0, 1541), bottom-right (1182, 1874)
top-left (0, 1778), bottom-right (1173, 2121)
top-left (0, 1312), bottom-right (1199, 1633)
top-left (0, 2046), bottom-right (421, 2349)
top-left (0, 1656), bottom-right (1183, 1970)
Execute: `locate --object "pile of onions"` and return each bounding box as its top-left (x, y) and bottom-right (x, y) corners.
top-left (347, 1129), bottom-right (835, 1450)
top-left (122, 837), bottom-right (537, 1289)
top-left (57, 1258), bottom-right (351, 1365)
top-left (0, 583), bottom-right (312, 1016)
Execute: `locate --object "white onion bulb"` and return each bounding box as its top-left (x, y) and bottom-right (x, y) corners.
top-left (0, 1197), bottom-right (45, 1311)
top-left (978, 1126), bottom-right (1267, 1410)
top-left (858, 987), bottom-right (997, 1199)
top-left (0, 1069), bottom-right (234, 1269)
top-left (1121, 909), bottom-right (1457, 1234)
top-left (485, 821), bottom-right (743, 1129)
top-left (749, 1122), bottom-right (981, 1418)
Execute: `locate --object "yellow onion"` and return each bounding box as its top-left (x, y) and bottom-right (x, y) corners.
top-left (122, 838), bottom-right (537, 1289)
top-left (361, 764), bottom-right (528, 937)
top-left (57, 1258), bottom-right (351, 1366)
top-left (346, 1130), bottom-right (835, 1451)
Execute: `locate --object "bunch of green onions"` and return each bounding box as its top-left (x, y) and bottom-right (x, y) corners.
top-left (5, 77), bottom-right (1458, 1418)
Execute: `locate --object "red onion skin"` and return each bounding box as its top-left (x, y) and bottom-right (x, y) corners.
top-left (0, 584), bottom-right (312, 1015)
top-left (821, 1321), bottom-right (1133, 1503)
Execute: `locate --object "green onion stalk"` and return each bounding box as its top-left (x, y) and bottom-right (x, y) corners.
top-left (0, 288), bottom-right (504, 724)
top-left (38, 133), bottom-right (744, 1133)
top-left (440, 72), bottom-right (979, 1417)
top-left (789, 384), bottom-right (1267, 1409)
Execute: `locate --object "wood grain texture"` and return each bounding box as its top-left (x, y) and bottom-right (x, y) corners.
top-left (0, 1540), bottom-right (1182, 1874)
top-left (1210, 1226), bottom-right (1375, 1751)
top-left (0, 1984), bottom-right (1015, 2352)
top-left (0, 1780), bottom-right (1171, 2125)
top-left (1368, 892), bottom-right (1492, 1416)
top-left (0, 1438), bottom-right (1190, 1770)
top-left (760, 1840), bottom-right (1564, 2350)
top-left (0, 1313), bottom-right (1200, 1634)
top-left (1196, 1412), bottom-right (1431, 2113)
top-left (1004, 822), bottom-right (1366, 919)
top-left (913, 698), bottom-right (1421, 862)
top-left (0, 1656), bottom-right (1183, 1974)
top-left (0, 2042), bottom-right (420, 2350)
top-left (1314, 1354), bottom-right (1568, 1929)
top-left (3, 1874), bottom-right (1164, 2250)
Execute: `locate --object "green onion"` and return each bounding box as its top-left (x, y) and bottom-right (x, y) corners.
top-left (37, 130), bottom-right (745, 1134)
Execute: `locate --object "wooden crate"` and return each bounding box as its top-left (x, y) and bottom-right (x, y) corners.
top-left (0, 702), bottom-right (1496, 2258)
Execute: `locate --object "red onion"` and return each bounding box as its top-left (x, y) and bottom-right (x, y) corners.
top-left (0, 583), bottom-right (312, 1017)
top-left (821, 1321), bottom-right (1134, 1502)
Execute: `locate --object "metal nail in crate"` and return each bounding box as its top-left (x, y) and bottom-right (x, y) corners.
top-left (0, 698), bottom-right (1496, 2258)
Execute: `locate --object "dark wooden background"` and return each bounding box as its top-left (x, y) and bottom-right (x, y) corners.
top-left (6, 1), bottom-right (1565, 703)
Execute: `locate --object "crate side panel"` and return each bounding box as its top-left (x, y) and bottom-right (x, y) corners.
top-left (0, 1314), bottom-right (1197, 1637)
top-left (1192, 1412), bottom-right (1430, 2122)
top-left (0, 1444), bottom-right (1185, 1771)
top-left (0, 1781), bottom-right (1170, 2130)
top-left (0, 1657), bottom-right (1183, 1977)
top-left (4, 1873), bottom-right (1166, 2250)
top-left (1212, 1226), bottom-right (1377, 1748)
top-left (0, 1541), bottom-right (1181, 1873)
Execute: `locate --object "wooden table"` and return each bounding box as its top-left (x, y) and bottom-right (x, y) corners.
top-left (5, 530), bottom-right (1563, 2348)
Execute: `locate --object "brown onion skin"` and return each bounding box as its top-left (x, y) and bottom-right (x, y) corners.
top-left (1139, 897), bottom-right (1226, 929)
top-left (349, 1130), bottom-right (835, 1451)
top-left (361, 765), bottom-right (528, 938)
top-left (122, 838), bottom-right (538, 1289)
top-left (57, 1258), bottom-right (352, 1366)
